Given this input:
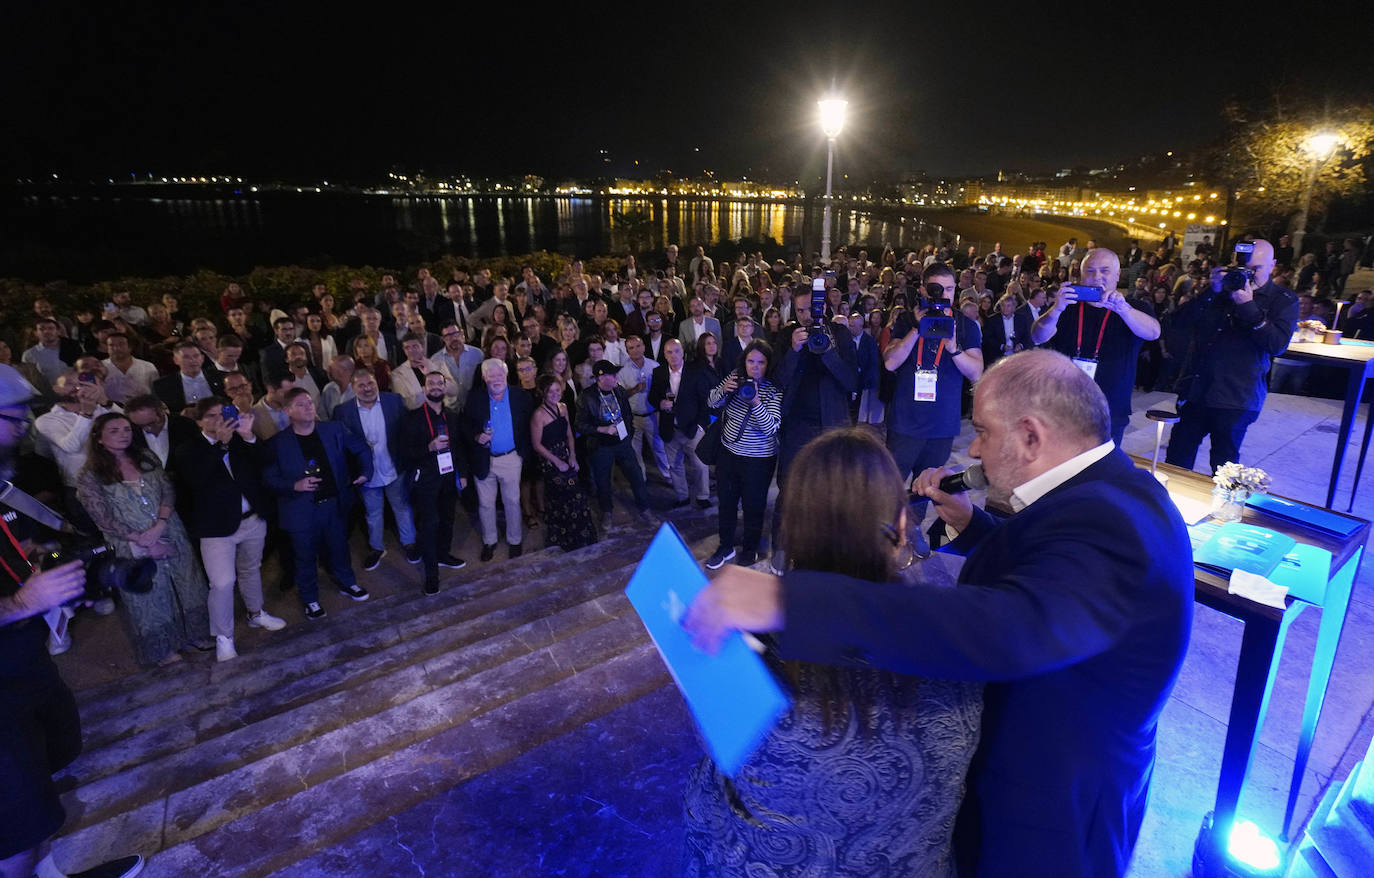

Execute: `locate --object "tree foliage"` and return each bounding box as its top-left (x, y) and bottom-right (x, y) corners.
top-left (1204, 95), bottom-right (1374, 231)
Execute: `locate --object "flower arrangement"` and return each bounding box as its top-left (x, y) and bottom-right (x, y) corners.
top-left (1213, 462), bottom-right (1271, 495)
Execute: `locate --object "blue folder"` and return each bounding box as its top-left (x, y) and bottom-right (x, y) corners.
top-left (624, 523), bottom-right (791, 776)
top-left (1246, 493), bottom-right (1363, 539)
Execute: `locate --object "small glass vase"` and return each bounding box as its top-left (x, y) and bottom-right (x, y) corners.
top-left (1211, 487), bottom-right (1249, 522)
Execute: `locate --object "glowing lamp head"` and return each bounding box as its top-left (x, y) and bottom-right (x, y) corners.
top-left (818, 98), bottom-right (848, 139)
top-left (1225, 820), bottom-right (1282, 875)
top-left (1306, 132), bottom-right (1339, 160)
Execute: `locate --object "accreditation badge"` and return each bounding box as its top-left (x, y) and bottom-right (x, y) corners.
top-left (615, 420), bottom-right (628, 440)
top-left (1072, 357), bottom-right (1098, 380)
top-left (913, 370), bottom-right (938, 403)
top-left (436, 451), bottom-right (455, 474)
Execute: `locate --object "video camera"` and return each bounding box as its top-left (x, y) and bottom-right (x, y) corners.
top-left (806, 276), bottom-right (834, 354)
top-left (915, 283), bottom-right (955, 340)
top-left (38, 542), bottom-right (156, 604)
top-left (0, 480), bottom-right (157, 604)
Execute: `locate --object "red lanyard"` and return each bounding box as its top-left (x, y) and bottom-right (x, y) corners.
top-left (422, 404), bottom-right (441, 440)
top-left (1075, 306), bottom-right (1110, 360)
top-left (917, 336), bottom-right (945, 370)
top-left (0, 515), bottom-right (33, 584)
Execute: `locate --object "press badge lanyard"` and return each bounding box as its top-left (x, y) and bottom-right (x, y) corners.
top-left (1073, 306), bottom-right (1110, 379)
top-left (423, 404), bottom-right (455, 476)
top-left (914, 336), bottom-right (945, 403)
top-left (600, 391), bottom-right (628, 440)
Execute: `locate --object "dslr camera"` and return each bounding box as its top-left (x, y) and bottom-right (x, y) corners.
top-left (1216, 241), bottom-right (1256, 294)
top-left (39, 542), bottom-right (156, 604)
top-left (806, 276), bottom-right (834, 354)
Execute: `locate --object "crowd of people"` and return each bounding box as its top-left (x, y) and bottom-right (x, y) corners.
top-left (1, 225), bottom-right (1369, 876)
top-left (1, 232), bottom-right (1362, 667)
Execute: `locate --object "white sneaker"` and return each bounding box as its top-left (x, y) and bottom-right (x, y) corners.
top-left (247, 610), bottom-right (287, 631)
top-left (215, 635), bottom-right (238, 662)
top-left (92, 597), bottom-right (117, 616)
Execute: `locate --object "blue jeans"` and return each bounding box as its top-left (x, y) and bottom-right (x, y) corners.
top-left (589, 437), bottom-right (650, 513)
top-left (287, 498), bottom-right (357, 604)
top-left (360, 478), bottom-right (416, 551)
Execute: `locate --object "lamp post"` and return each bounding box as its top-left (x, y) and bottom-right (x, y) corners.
top-left (1291, 131), bottom-right (1339, 259)
top-left (818, 97), bottom-right (847, 265)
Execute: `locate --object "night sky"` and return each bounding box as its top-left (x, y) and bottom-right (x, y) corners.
top-left (7, 2), bottom-right (1371, 184)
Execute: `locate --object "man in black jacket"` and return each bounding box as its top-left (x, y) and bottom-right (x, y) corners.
top-left (577, 360), bottom-right (652, 528)
top-left (770, 285), bottom-right (859, 568)
top-left (648, 339), bottom-right (712, 508)
top-left (1165, 238), bottom-right (1299, 472)
top-left (174, 398), bottom-right (287, 662)
top-left (398, 372), bottom-right (470, 595)
top-left (153, 339), bottom-right (225, 415)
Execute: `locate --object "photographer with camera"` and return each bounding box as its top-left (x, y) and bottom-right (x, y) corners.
top-left (768, 282), bottom-right (859, 571)
top-left (1030, 248), bottom-right (1160, 446)
top-left (0, 366), bottom-right (144, 878)
top-left (703, 340), bottom-right (782, 570)
top-left (883, 265), bottom-right (984, 551)
top-left (1164, 237), bottom-right (1299, 473)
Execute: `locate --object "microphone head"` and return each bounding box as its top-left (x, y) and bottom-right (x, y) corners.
top-left (961, 463), bottom-right (987, 491)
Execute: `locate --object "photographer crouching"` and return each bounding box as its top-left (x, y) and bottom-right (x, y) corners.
top-left (0, 366), bottom-right (143, 878)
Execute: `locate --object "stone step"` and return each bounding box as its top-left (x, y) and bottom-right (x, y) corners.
top-left (60, 586), bottom-right (642, 832)
top-left (70, 537), bottom-right (616, 722)
top-left (73, 642), bottom-right (673, 878)
top-left (70, 531), bottom-right (671, 746)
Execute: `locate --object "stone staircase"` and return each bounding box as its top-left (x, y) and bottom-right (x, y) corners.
top-left (52, 514), bottom-right (720, 877)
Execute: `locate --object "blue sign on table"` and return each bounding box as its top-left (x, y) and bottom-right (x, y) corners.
top-left (624, 523), bottom-right (791, 776)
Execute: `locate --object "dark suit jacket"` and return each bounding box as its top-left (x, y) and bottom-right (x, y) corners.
top-left (258, 341), bottom-right (291, 382)
top-left (262, 421), bottom-right (373, 528)
top-left (852, 331), bottom-right (881, 392)
top-left (397, 402), bottom-right (471, 488)
top-left (151, 368), bottom-right (226, 415)
top-left (171, 432), bottom-right (274, 538)
top-left (647, 363), bottom-right (708, 441)
top-left (775, 321), bottom-right (859, 427)
top-left (333, 393), bottom-right (406, 469)
top-left (459, 384), bottom-right (534, 480)
top-left (779, 450), bottom-right (1193, 878)
top-left (419, 295), bottom-right (456, 328)
top-left (981, 311), bottom-right (1033, 369)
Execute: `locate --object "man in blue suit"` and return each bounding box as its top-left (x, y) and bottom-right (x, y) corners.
top-left (333, 368), bottom-right (417, 571)
top-left (687, 350), bottom-right (1194, 878)
top-left (264, 387), bottom-right (373, 619)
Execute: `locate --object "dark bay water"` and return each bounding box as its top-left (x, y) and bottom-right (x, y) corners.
top-left (1, 191), bottom-right (1000, 283)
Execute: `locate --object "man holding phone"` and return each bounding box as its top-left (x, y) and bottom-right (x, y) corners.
top-left (173, 398), bottom-right (286, 662)
top-left (1031, 248), bottom-right (1159, 445)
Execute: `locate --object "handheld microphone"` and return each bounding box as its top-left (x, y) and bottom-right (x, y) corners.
top-left (937, 464), bottom-right (987, 494)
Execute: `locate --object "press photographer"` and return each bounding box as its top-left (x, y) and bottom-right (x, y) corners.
top-left (769, 279), bottom-right (859, 571)
top-left (0, 365), bottom-right (144, 878)
top-left (1164, 237), bottom-right (1299, 472)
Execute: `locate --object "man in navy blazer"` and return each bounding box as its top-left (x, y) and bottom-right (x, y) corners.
top-left (333, 369), bottom-right (417, 571)
top-left (264, 387), bottom-right (373, 618)
top-left (687, 350), bottom-right (1194, 878)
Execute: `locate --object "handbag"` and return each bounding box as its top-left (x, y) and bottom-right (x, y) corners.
top-left (694, 416), bottom-right (725, 466)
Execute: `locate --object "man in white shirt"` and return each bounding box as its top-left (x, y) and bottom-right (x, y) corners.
top-left (101, 332), bottom-right (159, 404)
top-left (617, 336), bottom-right (670, 482)
top-left (33, 371), bottom-right (117, 533)
top-left (336, 369), bottom-right (417, 570)
top-left (678, 297), bottom-right (722, 350)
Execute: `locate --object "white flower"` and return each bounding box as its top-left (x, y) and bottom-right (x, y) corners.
top-left (1213, 462), bottom-right (1271, 493)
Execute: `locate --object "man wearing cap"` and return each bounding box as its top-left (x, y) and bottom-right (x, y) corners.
top-left (576, 360), bottom-right (652, 529)
top-left (0, 365), bottom-right (145, 878)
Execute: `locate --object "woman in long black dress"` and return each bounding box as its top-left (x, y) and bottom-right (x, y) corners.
top-left (530, 374), bottom-right (598, 551)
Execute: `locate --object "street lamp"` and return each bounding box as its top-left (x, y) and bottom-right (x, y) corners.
top-left (818, 97), bottom-right (847, 265)
top-left (1291, 131), bottom-right (1340, 258)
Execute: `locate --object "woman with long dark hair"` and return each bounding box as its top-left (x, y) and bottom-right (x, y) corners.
top-left (703, 340), bottom-right (780, 570)
top-left (76, 412), bottom-right (210, 666)
top-left (529, 374), bottom-right (598, 551)
top-left (683, 428), bottom-right (982, 877)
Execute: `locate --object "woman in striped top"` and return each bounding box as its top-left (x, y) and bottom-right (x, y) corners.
top-left (704, 340), bottom-right (781, 570)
